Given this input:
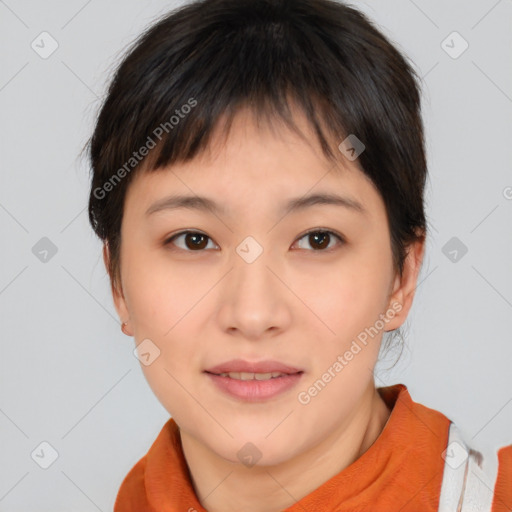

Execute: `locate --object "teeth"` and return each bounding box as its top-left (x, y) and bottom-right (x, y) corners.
top-left (217, 371), bottom-right (286, 380)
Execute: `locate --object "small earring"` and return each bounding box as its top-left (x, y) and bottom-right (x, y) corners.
top-left (121, 321), bottom-right (130, 335)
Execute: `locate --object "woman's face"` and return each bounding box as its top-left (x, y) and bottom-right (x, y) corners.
top-left (110, 108), bottom-right (420, 465)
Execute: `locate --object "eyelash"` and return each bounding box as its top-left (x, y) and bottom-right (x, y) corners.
top-left (163, 229), bottom-right (345, 253)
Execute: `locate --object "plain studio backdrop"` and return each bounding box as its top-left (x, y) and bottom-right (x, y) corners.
top-left (0, 0), bottom-right (511, 510)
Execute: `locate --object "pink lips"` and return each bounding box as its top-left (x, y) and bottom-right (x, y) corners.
top-left (204, 359), bottom-right (304, 402)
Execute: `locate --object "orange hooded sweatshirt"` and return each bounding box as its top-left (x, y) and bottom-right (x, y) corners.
top-left (114, 384), bottom-right (512, 511)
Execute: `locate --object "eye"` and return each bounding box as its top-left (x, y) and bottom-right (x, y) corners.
top-left (293, 229), bottom-right (345, 252)
top-left (164, 229), bottom-right (345, 253)
top-left (164, 230), bottom-right (218, 251)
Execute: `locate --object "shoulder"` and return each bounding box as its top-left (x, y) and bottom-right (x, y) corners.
top-left (378, 383), bottom-right (452, 443)
top-left (113, 418), bottom-right (180, 512)
top-left (437, 423), bottom-right (512, 511)
top-left (492, 444), bottom-right (512, 511)
top-left (380, 384), bottom-right (511, 510)
top-left (114, 455), bottom-right (150, 511)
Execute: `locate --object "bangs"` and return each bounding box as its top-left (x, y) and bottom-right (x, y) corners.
top-left (91, 5), bottom-right (372, 178)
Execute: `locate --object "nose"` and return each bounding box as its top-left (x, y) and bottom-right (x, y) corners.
top-left (216, 241), bottom-right (292, 341)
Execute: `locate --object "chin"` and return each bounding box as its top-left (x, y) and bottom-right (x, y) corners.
top-left (211, 435), bottom-right (295, 469)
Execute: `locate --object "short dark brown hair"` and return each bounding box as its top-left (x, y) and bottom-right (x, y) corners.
top-left (86, 0), bottom-right (428, 355)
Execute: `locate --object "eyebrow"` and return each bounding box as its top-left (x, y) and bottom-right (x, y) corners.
top-left (145, 192), bottom-right (367, 217)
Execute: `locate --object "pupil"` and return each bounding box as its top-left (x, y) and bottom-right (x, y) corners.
top-left (311, 232), bottom-right (329, 250)
top-left (187, 233), bottom-right (207, 250)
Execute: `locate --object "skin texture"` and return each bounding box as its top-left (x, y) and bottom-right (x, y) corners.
top-left (106, 106), bottom-right (425, 512)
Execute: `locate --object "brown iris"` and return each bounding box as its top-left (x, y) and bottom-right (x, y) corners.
top-left (184, 232), bottom-right (209, 250)
top-left (307, 231), bottom-right (331, 250)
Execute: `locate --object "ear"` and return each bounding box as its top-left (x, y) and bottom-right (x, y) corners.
top-left (103, 243), bottom-right (132, 333)
top-left (384, 233), bottom-right (426, 331)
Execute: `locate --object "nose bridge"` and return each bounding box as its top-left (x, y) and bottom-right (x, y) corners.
top-left (217, 234), bottom-right (290, 338)
top-left (232, 234), bottom-right (276, 300)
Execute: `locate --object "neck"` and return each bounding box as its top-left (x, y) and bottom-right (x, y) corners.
top-left (180, 381), bottom-right (391, 512)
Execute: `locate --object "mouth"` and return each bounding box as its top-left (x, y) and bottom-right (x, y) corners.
top-left (204, 364), bottom-right (304, 402)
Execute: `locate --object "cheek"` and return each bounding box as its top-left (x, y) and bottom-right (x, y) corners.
top-left (302, 255), bottom-right (391, 342)
top-left (123, 247), bottom-right (209, 338)
top-left (126, 267), bottom-right (206, 418)
top-left (121, 256), bottom-right (206, 407)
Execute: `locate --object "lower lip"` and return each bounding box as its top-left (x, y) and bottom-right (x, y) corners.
top-left (205, 372), bottom-right (304, 401)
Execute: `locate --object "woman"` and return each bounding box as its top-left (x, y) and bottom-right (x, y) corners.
top-left (86, 0), bottom-right (512, 510)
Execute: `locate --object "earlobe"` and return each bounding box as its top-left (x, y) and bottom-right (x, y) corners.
top-left (121, 321), bottom-right (132, 336)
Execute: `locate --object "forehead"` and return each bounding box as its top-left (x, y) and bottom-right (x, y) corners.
top-left (124, 107), bottom-right (383, 221)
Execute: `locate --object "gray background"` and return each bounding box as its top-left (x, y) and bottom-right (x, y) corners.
top-left (1, 0), bottom-right (511, 510)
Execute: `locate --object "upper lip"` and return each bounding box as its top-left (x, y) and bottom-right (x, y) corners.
top-left (205, 359), bottom-right (303, 375)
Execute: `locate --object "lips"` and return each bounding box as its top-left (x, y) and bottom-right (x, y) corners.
top-left (205, 360), bottom-right (304, 402)
top-left (204, 359), bottom-right (303, 375)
